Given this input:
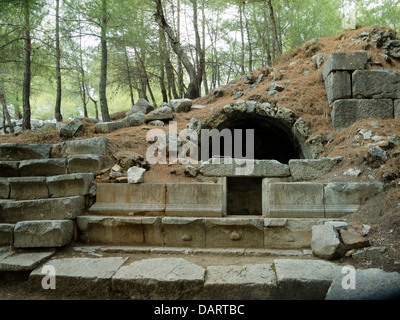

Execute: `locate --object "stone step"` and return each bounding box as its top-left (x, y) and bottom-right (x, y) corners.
top-left (0, 196), bottom-right (86, 224)
top-left (0, 143), bottom-right (51, 161)
top-left (76, 215), bottom-right (344, 249)
top-left (0, 173), bottom-right (94, 200)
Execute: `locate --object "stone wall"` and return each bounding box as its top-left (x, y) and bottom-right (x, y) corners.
top-left (323, 52), bottom-right (399, 131)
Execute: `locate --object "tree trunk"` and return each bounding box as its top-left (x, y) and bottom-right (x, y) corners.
top-left (244, 2), bottom-right (253, 72)
top-left (22, 0), bottom-right (31, 130)
top-left (201, 1), bottom-right (209, 95)
top-left (154, 0), bottom-right (200, 99)
top-left (124, 45), bottom-right (135, 108)
top-left (0, 84), bottom-right (14, 134)
top-left (267, 0), bottom-right (282, 56)
top-left (54, 0), bottom-right (62, 122)
top-left (192, 0), bottom-right (204, 96)
top-left (99, 0), bottom-right (110, 122)
top-left (239, 3), bottom-right (245, 75)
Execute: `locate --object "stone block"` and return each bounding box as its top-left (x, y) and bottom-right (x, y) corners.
top-left (14, 220), bottom-right (74, 248)
top-left (204, 218), bottom-right (264, 248)
top-left (324, 182), bottom-right (383, 218)
top-left (331, 99), bottom-right (394, 131)
top-left (198, 264), bottom-right (278, 300)
top-left (0, 196), bottom-right (85, 224)
top-left (0, 178), bottom-right (10, 199)
top-left (112, 258), bottom-right (205, 299)
top-left (262, 177), bottom-right (293, 216)
top-left (353, 70), bottom-right (400, 99)
top-left (46, 173), bottom-right (94, 198)
top-left (311, 225), bottom-right (345, 260)
top-left (170, 99), bottom-right (193, 113)
top-left (166, 184), bottom-right (224, 217)
top-left (266, 183), bottom-right (325, 218)
top-left (55, 138), bottom-right (108, 157)
top-left (145, 106), bottom-right (175, 123)
top-left (8, 177), bottom-right (49, 200)
top-left (18, 159), bottom-right (67, 176)
top-left (127, 166), bottom-right (145, 184)
top-left (322, 52), bottom-right (370, 79)
top-left (67, 154), bottom-right (104, 173)
top-left (0, 161), bottom-right (19, 177)
top-left (122, 113), bottom-right (144, 127)
top-left (339, 228), bottom-right (370, 250)
top-left (274, 259), bottom-right (342, 300)
top-left (289, 157), bottom-right (343, 181)
top-left (94, 121), bottom-right (124, 134)
top-left (0, 143), bottom-right (51, 161)
top-left (199, 158), bottom-right (290, 178)
top-left (324, 71), bottom-right (352, 105)
top-left (0, 250), bottom-right (55, 272)
top-left (89, 183), bottom-right (165, 216)
top-left (29, 257), bottom-right (127, 298)
top-left (395, 99), bottom-right (400, 119)
top-left (0, 224), bottom-right (14, 246)
top-left (161, 217), bottom-right (206, 247)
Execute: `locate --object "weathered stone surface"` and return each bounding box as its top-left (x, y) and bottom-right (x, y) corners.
top-left (339, 228), bottom-right (370, 250)
top-left (352, 247), bottom-right (387, 260)
top-left (147, 120), bottom-right (164, 127)
top-left (18, 159), bottom-right (67, 177)
top-left (145, 106), bottom-right (174, 123)
top-left (46, 173), bottom-right (94, 198)
top-left (56, 118), bottom-right (84, 138)
top-left (94, 121), bottom-right (124, 134)
top-left (122, 113), bottom-right (144, 127)
top-left (223, 102), bottom-right (247, 117)
top-left (0, 143), bottom-right (51, 161)
top-left (0, 250), bottom-right (55, 272)
top-left (365, 146), bottom-right (387, 168)
top-left (0, 224), bottom-right (14, 246)
top-left (0, 196), bottom-right (85, 224)
top-left (199, 264), bottom-right (278, 300)
top-left (67, 154), bottom-right (104, 173)
top-left (289, 157), bottom-right (343, 181)
top-left (166, 184), bottom-right (224, 217)
top-left (8, 177), bottom-right (49, 200)
top-left (324, 71), bottom-right (352, 105)
top-left (199, 158), bottom-right (290, 177)
top-left (29, 257), bottom-right (127, 297)
top-left (293, 118), bottom-right (311, 140)
top-left (395, 99), bottom-right (400, 118)
top-left (130, 98), bottom-right (154, 114)
top-left (323, 52), bottom-right (370, 79)
top-left (55, 137), bottom-right (108, 157)
top-left (324, 182), bottom-right (383, 217)
top-left (326, 268), bottom-right (400, 300)
top-left (266, 183), bottom-right (325, 218)
top-left (311, 225), bottom-right (345, 260)
top-left (14, 220), bottom-right (73, 248)
top-left (274, 259), bottom-right (342, 300)
top-left (0, 161), bottom-right (19, 177)
top-left (255, 102), bottom-right (276, 117)
top-left (353, 70), bottom-right (400, 99)
top-left (170, 99), bottom-right (193, 113)
top-left (275, 107), bottom-right (296, 125)
top-left (186, 118), bottom-right (208, 141)
top-left (127, 166), bottom-right (146, 184)
top-left (312, 54), bottom-right (325, 69)
top-left (115, 151), bottom-right (150, 171)
top-left (204, 112), bottom-right (228, 128)
top-left (0, 178), bottom-right (9, 199)
top-left (161, 218), bottom-right (205, 247)
top-left (331, 99), bottom-right (394, 131)
top-left (112, 258), bottom-right (205, 299)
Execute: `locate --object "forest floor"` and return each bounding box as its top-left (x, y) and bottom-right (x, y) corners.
top-left (1, 26), bottom-right (400, 293)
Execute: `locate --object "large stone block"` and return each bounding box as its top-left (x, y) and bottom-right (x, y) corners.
top-left (0, 196), bottom-right (85, 224)
top-left (199, 158), bottom-right (290, 178)
top-left (0, 224), bottom-right (14, 246)
top-left (89, 183), bottom-right (166, 216)
top-left (395, 99), bottom-right (400, 118)
top-left (18, 158), bottom-right (67, 177)
top-left (204, 218), bottom-right (264, 248)
top-left (8, 177), bottom-right (49, 200)
top-left (112, 258), bottom-right (205, 299)
top-left (46, 173), bottom-right (94, 198)
top-left (170, 99), bottom-right (193, 113)
top-left (14, 220), bottom-right (73, 248)
top-left (266, 183), bottom-right (325, 218)
top-left (161, 217), bottom-right (206, 247)
top-left (311, 225), bottom-right (345, 260)
top-left (331, 99), bottom-right (394, 131)
top-left (166, 183), bottom-right (224, 217)
top-left (55, 137), bottom-right (108, 157)
top-left (289, 157), bottom-right (343, 181)
top-left (324, 71), bottom-right (352, 105)
top-left (0, 178), bottom-right (10, 199)
top-left (67, 154), bottom-right (104, 173)
top-left (0, 250), bottom-right (55, 272)
top-left (0, 143), bottom-right (51, 161)
top-left (94, 121), bottom-right (124, 134)
top-left (322, 52), bottom-right (370, 79)
top-left (198, 264), bottom-right (278, 300)
top-left (29, 257), bottom-right (127, 298)
top-left (324, 182), bottom-right (383, 218)
top-left (0, 161), bottom-right (19, 177)
top-left (145, 106), bottom-right (174, 123)
top-left (353, 70), bottom-right (400, 99)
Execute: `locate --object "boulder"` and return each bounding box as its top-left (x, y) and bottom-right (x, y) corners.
top-left (122, 113), bottom-right (144, 127)
top-left (170, 99), bottom-right (193, 113)
top-left (311, 225), bottom-right (345, 260)
top-left (339, 228), bottom-right (370, 250)
top-left (127, 166), bottom-right (146, 184)
top-left (94, 121), bottom-right (124, 134)
top-left (365, 146), bottom-right (387, 168)
top-left (145, 106), bottom-right (175, 123)
top-left (289, 157), bottom-right (343, 181)
top-left (130, 98), bottom-right (154, 114)
top-left (148, 120), bottom-right (164, 127)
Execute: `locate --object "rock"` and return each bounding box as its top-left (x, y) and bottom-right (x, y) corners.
top-left (55, 137), bottom-right (108, 157)
top-left (94, 121), bottom-right (124, 134)
top-left (67, 154), bottom-right (104, 173)
top-left (0, 179), bottom-right (9, 199)
top-left (244, 74), bottom-right (256, 84)
top-left (0, 250), bottom-right (55, 272)
top-left (212, 88), bottom-right (225, 97)
top-left (365, 146), bottom-right (387, 168)
top-left (293, 118), bottom-right (311, 139)
top-left (47, 173), bottom-right (94, 198)
top-left (324, 221), bottom-right (348, 229)
top-left (312, 54), bottom-right (325, 69)
top-left (362, 224), bottom-right (371, 236)
top-left (204, 112), bottom-right (228, 129)
top-left (145, 106), bottom-right (174, 123)
top-left (116, 152), bottom-right (150, 171)
top-left (324, 71), bottom-right (352, 105)
top-left (248, 74), bottom-right (265, 92)
top-left (289, 157), bottom-right (343, 181)
top-left (233, 89), bottom-right (244, 100)
top-left (311, 225), bottom-right (345, 260)
top-left (14, 220), bottom-right (73, 248)
top-left (352, 247), bottom-right (387, 260)
top-left (223, 102), bottom-right (247, 117)
top-left (0, 143), bottom-right (51, 161)
top-left (8, 177), bottom-right (49, 200)
top-left (184, 165), bottom-right (198, 178)
top-left (275, 107), bottom-right (295, 125)
top-left (186, 118), bottom-right (208, 142)
top-left (0, 161), bottom-right (18, 178)
top-left (170, 99), bottom-right (193, 113)
top-left (323, 52), bottom-right (371, 79)
top-left (148, 120), bottom-right (164, 127)
top-left (0, 224), bottom-right (14, 246)
top-left (127, 166), bottom-right (146, 184)
top-left (122, 113), bottom-right (144, 127)
top-left (255, 102), bottom-right (276, 117)
top-left (269, 83), bottom-right (285, 92)
top-left (344, 169), bottom-right (362, 177)
top-left (353, 70), bottom-right (400, 99)
top-left (339, 228), bottom-right (370, 250)
top-left (18, 158), bottom-right (67, 177)
top-left (130, 98), bottom-right (154, 114)
top-left (307, 135), bottom-right (326, 158)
